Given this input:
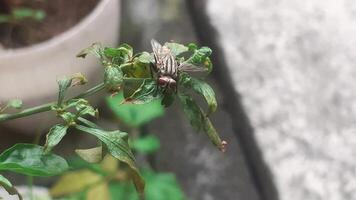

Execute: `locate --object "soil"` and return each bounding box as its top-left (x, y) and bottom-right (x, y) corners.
top-left (0, 0), bottom-right (100, 49)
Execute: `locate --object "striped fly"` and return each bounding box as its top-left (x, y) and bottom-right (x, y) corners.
top-left (151, 39), bottom-right (207, 91)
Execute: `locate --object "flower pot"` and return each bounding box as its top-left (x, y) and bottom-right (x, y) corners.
top-left (0, 0), bottom-right (120, 134)
top-left (0, 186), bottom-right (51, 200)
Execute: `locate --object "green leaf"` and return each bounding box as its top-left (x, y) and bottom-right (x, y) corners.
top-left (178, 94), bottom-right (204, 131)
top-left (0, 174), bottom-right (22, 200)
top-left (123, 78), bottom-right (162, 104)
top-left (0, 174), bottom-right (12, 190)
top-left (109, 169), bottom-right (186, 200)
top-left (178, 94), bottom-right (226, 152)
top-left (75, 125), bottom-right (145, 194)
top-left (7, 99), bottom-right (22, 109)
top-left (77, 43), bottom-right (104, 59)
top-left (132, 135), bottom-right (160, 154)
top-left (187, 46), bottom-right (212, 64)
top-left (0, 99), bottom-right (23, 113)
top-left (67, 156), bottom-right (105, 176)
top-left (180, 74), bottom-right (217, 115)
top-left (76, 103), bottom-right (98, 118)
top-left (109, 182), bottom-right (137, 200)
top-left (57, 77), bottom-right (72, 106)
top-left (33, 10), bottom-right (46, 21)
top-left (203, 115), bottom-right (227, 152)
top-left (121, 58), bottom-right (152, 78)
top-left (58, 112), bottom-right (76, 125)
top-left (188, 43), bottom-right (198, 51)
top-left (55, 111), bottom-right (77, 126)
top-left (164, 42), bottom-right (189, 57)
top-left (104, 43), bottom-right (133, 65)
top-left (75, 146), bottom-right (103, 164)
top-left (44, 124), bottom-right (69, 153)
top-left (106, 92), bottom-right (164, 127)
top-left (50, 75), bottom-right (87, 110)
top-left (12, 8), bottom-right (45, 21)
top-left (78, 117), bottom-right (101, 129)
top-left (0, 144), bottom-right (69, 176)
top-left (65, 99), bottom-right (98, 118)
top-left (144, 170), bottom-right (185, 200)
top-left (104, 66), bottom-right (123, 92)
top-left (136, 52), bottom-right (154, 64)
top-left (185, 46), bottom-right (213, 72)
top-left (0, 15), bottom-right (10, 23)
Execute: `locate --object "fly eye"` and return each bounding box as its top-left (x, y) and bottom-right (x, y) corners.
top-left (169, 81), bottom-right (177, 88)
top-left (158, 78), bottom-right (167, 86)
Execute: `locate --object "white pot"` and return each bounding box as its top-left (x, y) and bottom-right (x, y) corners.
top-left (0, 0), bottom-right (120, 133)
top-left (0, 185), bottom-right (51, 200)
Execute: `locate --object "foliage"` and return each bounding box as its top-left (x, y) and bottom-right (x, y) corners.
top-left (0, 144), bottom-right (68, 177)
top-left (0, 99), bottom-right (22, 113)
top-left (132, 135), bottom-right (160, 154)
top-left (106, 92), bottom-right (164, 127)
top-left (0, 8), bottom-right (45, 24)
top-left (0, 174), bottom-right (21, 200)
top-left (0, 40), bottom-right (226, 199)
top-left (51, 155), bottom-right (185, 200)
top-left (109, 169), bottom-right (185, 200)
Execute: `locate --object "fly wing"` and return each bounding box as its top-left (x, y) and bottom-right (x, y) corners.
top-left (151, 39), bottom-right (163, 59)
top-left (178, 62), bottom-right (208, 72)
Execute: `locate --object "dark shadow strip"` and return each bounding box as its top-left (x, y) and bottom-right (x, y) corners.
top-left (186, 1), bottom-right (279, 200)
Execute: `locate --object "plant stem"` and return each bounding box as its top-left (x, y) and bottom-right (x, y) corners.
top-left (0, 82), bottom-right (106, 122)
top-left (74, 82), bottom-right (105, 99)
top-left (27, 176), bottom-right (34, 200)
top-left (0, 103), bottom-right (54, 122)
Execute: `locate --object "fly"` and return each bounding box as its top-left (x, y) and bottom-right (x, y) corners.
top-left (151, 39), bottom-right (207, 91)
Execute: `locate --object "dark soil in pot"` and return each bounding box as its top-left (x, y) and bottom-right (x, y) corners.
top-left (0, 0), bottom-right (99, 49)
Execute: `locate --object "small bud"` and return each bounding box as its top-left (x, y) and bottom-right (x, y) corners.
top-left (220, 140), bottom-right (228, 153)
top-left (104, 66), bottom-right (123, 92)
top-left (71, 73), bottom-right (88, 86)
top-left (68, 121), bottom-right (77, 127)
top-left (94, 109), bottom-right (100, 118)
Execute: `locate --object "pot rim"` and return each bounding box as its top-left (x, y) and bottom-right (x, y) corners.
top-left (0, 0), bottom-right (111, 57)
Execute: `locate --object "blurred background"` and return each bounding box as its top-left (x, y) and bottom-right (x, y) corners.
top-left (1, 0), bottom-right (356, 200)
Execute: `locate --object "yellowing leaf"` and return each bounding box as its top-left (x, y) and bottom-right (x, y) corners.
top-left (121, 61), bottom-right (151, 79)
top-left (77, 43), bottom-right (103, 59)
top-left (87, 182), bottom-right (110, 200)
top-left (75, 146), bottom-right (103, 163)
top-left (50, 170), bottom-right (101, 197)
top-left (101, 154), bottom-right (118, 174)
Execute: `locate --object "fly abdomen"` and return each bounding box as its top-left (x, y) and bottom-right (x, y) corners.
top-left (162, 54), bottom-right (178, 79)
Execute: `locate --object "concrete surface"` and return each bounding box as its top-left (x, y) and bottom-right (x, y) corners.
top-left (193, 0), bottom-right (356, 199)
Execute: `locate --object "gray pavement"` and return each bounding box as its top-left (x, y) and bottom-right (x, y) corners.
top-left (191, 0), bottom-right (356, 199)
